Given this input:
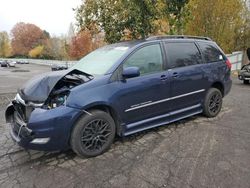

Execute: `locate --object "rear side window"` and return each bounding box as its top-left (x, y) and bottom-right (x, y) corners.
top-left (198, 42), bottom-right (224, 63)
top-left (165, 43), bottom-right (202, 69)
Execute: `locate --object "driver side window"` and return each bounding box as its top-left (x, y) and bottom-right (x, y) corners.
top-left (123, 44), bottom-right (163, 76)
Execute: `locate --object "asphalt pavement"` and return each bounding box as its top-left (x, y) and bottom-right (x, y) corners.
top-left (0, 64), bottom-right (249, 188)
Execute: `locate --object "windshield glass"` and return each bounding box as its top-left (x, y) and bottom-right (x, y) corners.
top-left (72, 45), bottom-right (130, 75)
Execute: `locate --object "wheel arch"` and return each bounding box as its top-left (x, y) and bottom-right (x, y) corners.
top-left (68, 103), bottom-right (122, 147)
top-left (211, 82), bottom-right (224, 97)
top-left (85, 104), bottom-right (122, 135)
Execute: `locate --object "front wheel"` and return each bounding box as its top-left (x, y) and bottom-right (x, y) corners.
top-left (71, 110), bottom-right (116, 158)
top-left (203, 88), bottom-right (223, 118)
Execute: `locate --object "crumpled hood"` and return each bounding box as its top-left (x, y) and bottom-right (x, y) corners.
top-left (18, 69), bottom-right (87, 103)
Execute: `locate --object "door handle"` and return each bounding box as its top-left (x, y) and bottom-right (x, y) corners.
top-left (160, 75), bottom-right (167, 81)
top-left (172, 72), bottom-right (179, 78)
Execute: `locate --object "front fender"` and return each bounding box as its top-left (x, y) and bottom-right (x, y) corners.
top-left (66, 83), bottom-right (117, 110)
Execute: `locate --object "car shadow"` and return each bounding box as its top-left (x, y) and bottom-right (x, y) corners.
top-left (1, 114), bottom-right (201, 169)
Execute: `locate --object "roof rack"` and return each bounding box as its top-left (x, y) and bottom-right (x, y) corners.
top-left (146, 35), bottom-right (212, 41)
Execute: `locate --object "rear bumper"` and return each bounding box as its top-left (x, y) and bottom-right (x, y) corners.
top-left (6, 103), bottom-right (81, 151)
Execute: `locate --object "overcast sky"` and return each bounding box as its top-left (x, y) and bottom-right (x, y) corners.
top-left (0, 0), bottom-right (82, 36)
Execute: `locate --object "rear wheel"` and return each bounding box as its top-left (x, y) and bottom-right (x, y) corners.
top-left (243, 80), bottom-right (249, 84)
top-left (71, 110), bottom-right (116, 157)
top-left (203, 88), bottom-right (222, 118)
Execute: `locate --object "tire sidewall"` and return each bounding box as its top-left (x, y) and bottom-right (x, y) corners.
top-left (203, 88), bottom-right (223, 118)
top-left (71, 110), bottom-right (116, 157)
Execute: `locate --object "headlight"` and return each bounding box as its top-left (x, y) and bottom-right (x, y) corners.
top-left (47, 93), bottom-right (69, 109)
top-left (45, 85), bottom-right (71, 109)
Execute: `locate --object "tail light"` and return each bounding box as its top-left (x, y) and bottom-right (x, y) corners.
top-left (225, 59), bottom-right (232, 69)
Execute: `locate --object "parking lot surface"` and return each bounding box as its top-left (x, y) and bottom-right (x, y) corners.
top-left (0, 64), bottom-right (250, 188)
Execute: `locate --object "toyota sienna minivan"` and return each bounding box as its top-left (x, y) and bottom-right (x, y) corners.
top-left (6, 35), bottom-right (232, 157)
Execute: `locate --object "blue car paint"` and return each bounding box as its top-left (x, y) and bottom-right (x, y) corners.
top-left (11, 106), bottom-right (82, 151)
top-left (6, 38), bottom-right (232, 151)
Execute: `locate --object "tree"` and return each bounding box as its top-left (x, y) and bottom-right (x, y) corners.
top-left (69, 30), bottom-right (92, 60)
top-left (234, 0), bottom-right (250, 51)
top-left (185, 0), bottom-right (243, 53)
top-left (122, 0), bottom-right (156, 39)
top-left (67, 23), bottom-right (76, 43)
top-left (29, 45), bottom-right (44, 58)
top-left (75, 0), bottom-right (156, 43)
top-left (75, 0), bottom-right (248, 53)
top-left (159, 0), bottom-right (190, 34)
top-left (11, 22), bottom-right (47, 56)
top-left (0, 31), bottom-right (12, 57)
top-left (41, 36), bottom-right (70, 60)
top-left (75, 0), bottom-right (191, 42)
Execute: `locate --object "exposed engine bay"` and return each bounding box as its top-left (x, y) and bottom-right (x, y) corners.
top-left (14, 69), bottom-right (93, 122)
top-left (44, 70), bottom-right (93, 109)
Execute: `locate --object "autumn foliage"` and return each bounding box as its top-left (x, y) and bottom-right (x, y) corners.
top-left (11, 22), bottom-right (47, 56)
top-left (28, 45), bottom-right (44, 58)
top-left (2, 0), bottom-right (248, 60)
top-left (76, 0), bottom-right (250, 53)
top-left (0, 31), bottom-right (12, 57)
top-left (3, 22), bottom-right (102, 60)
top-left (69, 30), bottom-right (93, 60)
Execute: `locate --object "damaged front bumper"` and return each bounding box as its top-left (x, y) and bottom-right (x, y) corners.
top-left (6, 97), bottom-right (82, 151)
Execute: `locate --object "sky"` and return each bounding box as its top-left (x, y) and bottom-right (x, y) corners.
top-left (0, 0), bottom-right (82, 36)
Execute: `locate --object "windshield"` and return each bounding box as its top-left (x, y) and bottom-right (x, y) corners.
top-left (72, 45), bottom-right (130, 75)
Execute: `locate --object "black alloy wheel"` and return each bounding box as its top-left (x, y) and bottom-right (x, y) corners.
top-left (208, 92), bottom-right (221, 115)
top-left (203, 88), bottom-right (222, 118)
top-left (71, 110), bottom-right (116, 157)
top-left (81, 119), bottom-right (112, 152)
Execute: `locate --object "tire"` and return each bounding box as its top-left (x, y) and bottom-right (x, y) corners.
top-left (71, 110), bottom-right (116, 158)
top-left (243, 80), bottom-right (249, 84)
top-left (203, 88), bottom-right (223, 118)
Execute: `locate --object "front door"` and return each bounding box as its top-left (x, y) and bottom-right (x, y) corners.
top-left (113, 43), bottom-right (171, 125)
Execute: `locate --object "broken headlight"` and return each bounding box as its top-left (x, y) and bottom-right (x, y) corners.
top-left (49, 94), bottom-right (68, 108)
top-left (46, 86), bottom-right (70, 109)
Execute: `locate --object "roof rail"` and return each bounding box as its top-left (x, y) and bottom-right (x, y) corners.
top-left (146, 35), bottom-right (212, 41)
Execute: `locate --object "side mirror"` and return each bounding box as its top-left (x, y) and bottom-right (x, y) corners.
top-left (122, 67), bottom-right (140, 79)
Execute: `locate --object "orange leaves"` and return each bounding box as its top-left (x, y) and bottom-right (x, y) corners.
top-left (69, 30), bottom-right (93, 60)
top-left (11, 22), bottom-right (46, 56)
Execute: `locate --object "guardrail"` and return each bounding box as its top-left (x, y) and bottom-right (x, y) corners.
top-left (0, 58), bottom-right (77, 68)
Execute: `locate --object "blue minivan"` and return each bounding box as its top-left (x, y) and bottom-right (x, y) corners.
top-left (6, 36), bottom-right (232, 157)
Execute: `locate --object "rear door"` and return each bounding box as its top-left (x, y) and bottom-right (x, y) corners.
top-left (164, 42), bottom-right (208, 111)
